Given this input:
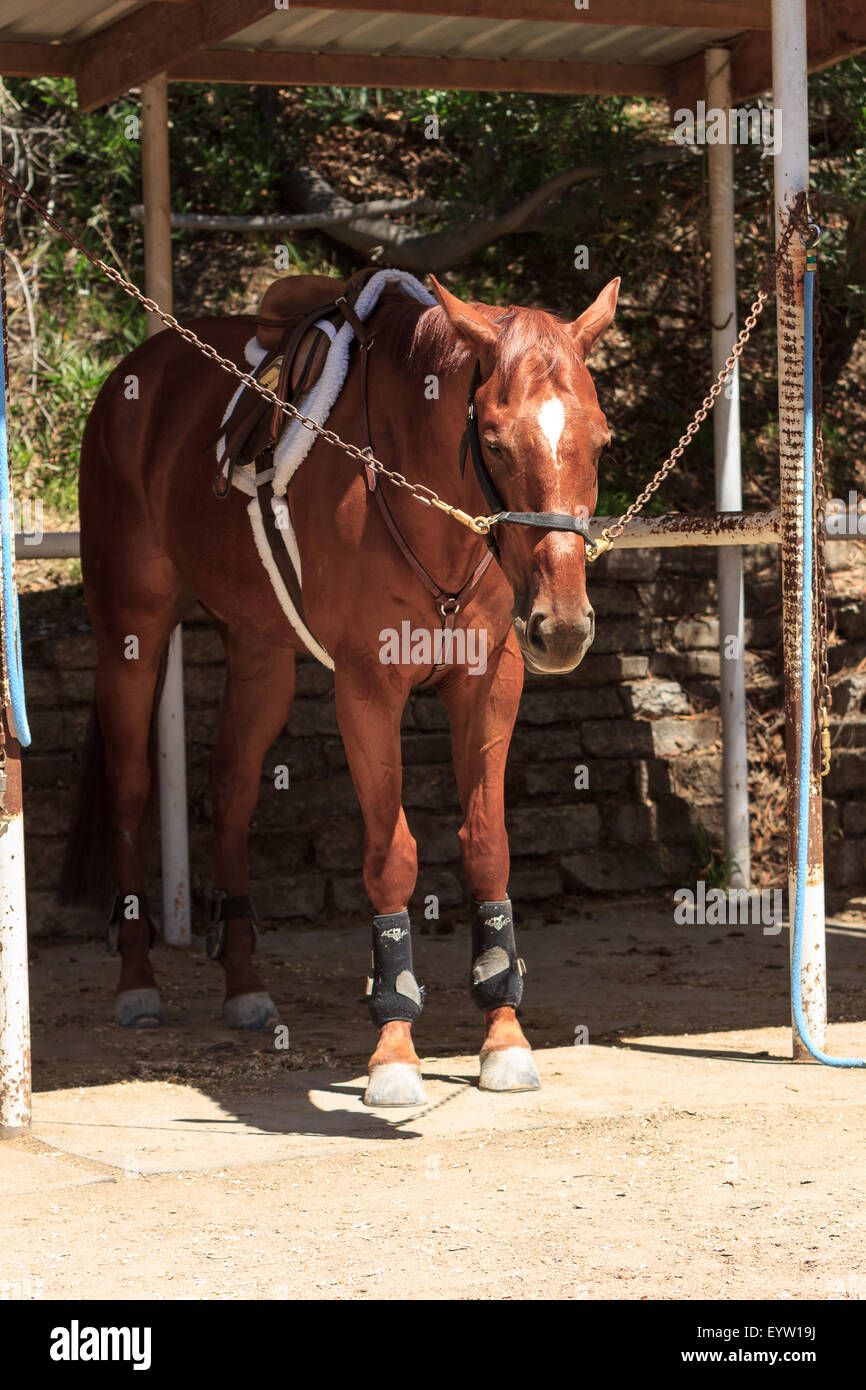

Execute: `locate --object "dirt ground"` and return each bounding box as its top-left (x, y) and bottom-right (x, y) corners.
top-left (3, 892), bottom-right (866, 1301)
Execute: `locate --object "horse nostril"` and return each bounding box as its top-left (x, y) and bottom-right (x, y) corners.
top-left (526, 609), bottom-right (548, 653)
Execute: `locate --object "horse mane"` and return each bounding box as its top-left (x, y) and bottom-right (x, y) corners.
top-left (376, 288), bottom-right (577, 386)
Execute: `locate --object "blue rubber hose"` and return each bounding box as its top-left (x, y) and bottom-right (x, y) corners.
top-left (0, 242), bottom-right (31, 747)
top-left (790, 256), bottom-right (861, 1067)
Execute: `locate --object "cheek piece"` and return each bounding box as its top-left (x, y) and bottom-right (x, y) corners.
top-left (470, 898), bottom-right (526, 1011)
top-left (366, 910), bottom-right (425, 1028)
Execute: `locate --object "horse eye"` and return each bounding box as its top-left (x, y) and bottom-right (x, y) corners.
top-left (484, 438), bottom-right (502, 456)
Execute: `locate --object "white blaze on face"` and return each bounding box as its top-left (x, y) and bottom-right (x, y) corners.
top-left (538, 396), bottom-right (566, 468)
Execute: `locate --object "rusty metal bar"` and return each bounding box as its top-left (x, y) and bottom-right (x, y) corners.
top-left (15, 531), bottom-right (79, 559)
top-left (19, 506), bottom-right (866, 560)
top-left (772, 0), bottom-right (827, 1058)
top-left (589, 509), bottom-right (781, 548)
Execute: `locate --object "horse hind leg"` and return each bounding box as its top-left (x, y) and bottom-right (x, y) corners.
top-left (94, 624), bottom-right (178, 1027)
top-left (208, 624), bottom-right (296, 1029)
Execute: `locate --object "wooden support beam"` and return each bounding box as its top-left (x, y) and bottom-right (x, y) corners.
top-left (170, 49), bottom-right (667, 96)
top-left (141, 74), bottom-right (173, 334)
top-left (78, 0), bottom-right (768, 11)
top-left (74, 1), bottom-right (276, 112)
top-left (669, 4), bottom-right (866, 109)
top-left (0, 43), bottom-right (73, 78)
top-left (288, 0), bottom-right (770, 27)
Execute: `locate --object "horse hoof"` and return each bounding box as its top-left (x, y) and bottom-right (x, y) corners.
top-left (222, 992), bottom-right (281, 1030)
top-left (479, 1047), bottom-right (541, 1093)
top-left (364, 1062), bottom-right (427, 1108)
top-left (115, 988), bottom-right (164, 1028)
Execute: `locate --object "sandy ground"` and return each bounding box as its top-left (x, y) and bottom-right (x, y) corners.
top-left (2, 893), bottom-right (866, 1301)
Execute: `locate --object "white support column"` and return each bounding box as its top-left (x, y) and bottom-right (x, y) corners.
top-left (706, 47), bottom-right (751, 890)
top-left (772, 0), bottom-right (826, 1057)
top-left (142, 74), bottom-right (190, 947)
top-left (0, 89), bottom-right (31, 1137)
top-left (0, 734), bottom-right (30, 1136)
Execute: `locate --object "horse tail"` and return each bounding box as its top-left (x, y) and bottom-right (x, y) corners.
top-left (58, 649), bottom-right (168, 907)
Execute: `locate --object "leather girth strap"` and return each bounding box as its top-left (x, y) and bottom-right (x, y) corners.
top-left (256, 466), bottom-right (312, 633)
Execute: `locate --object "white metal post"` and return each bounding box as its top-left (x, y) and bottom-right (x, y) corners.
top-left (0, 730), bottom-right (30, 1137)
top-left (0, 87), bottom-right (31, 1136)
top-left (142, 74), bottom-right (190, 946)
top-left (706, 47), bottom-right (751, 890)
top-left (772, 0), bottom-right (826, 1056)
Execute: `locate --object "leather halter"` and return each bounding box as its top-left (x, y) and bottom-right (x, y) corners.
top-left (458, 360), bottom-right (601, 561)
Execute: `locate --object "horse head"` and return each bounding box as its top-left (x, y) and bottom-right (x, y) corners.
top-left (430, 277), bottom-right (619, 674)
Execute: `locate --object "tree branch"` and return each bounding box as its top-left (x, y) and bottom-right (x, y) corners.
top-left (128, 196), bottom-right (447, 232)
top-left (285, 147), bottom-right (695, 273)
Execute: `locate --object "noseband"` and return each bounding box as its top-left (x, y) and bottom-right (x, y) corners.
top-left (458, 360), bottom-right (601, 561)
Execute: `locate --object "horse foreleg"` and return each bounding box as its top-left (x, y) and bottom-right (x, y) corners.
top-left (438, 641), bottom-right (540, 1091)
top-left (209, 626), bottom-right (295, 1029)
top-left (334, 667), bottom-right (426, 1106)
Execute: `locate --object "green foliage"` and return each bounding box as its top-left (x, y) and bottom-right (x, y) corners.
top-left (3, 62), bottom-right (866, 524)
top-left (688, 819), bottom-right (738, 892)
top-left (654, 817), bottom-right (738, 893)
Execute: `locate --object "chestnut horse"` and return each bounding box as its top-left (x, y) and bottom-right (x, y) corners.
top-left (61, 271), bottom-right (618, 1106)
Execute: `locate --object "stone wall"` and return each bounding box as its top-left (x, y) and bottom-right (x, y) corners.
top-left (19, 536), bottom-right (866, 936)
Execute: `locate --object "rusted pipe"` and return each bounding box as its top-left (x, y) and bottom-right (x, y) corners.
top-left (772, 0), bottom-right (827, 1059)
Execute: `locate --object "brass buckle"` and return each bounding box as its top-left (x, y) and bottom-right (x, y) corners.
top-left (586, 529), bottom-right (613, 562)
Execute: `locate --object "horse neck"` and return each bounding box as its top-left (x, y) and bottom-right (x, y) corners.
top-left (374, 307), bottom-right (481, 519)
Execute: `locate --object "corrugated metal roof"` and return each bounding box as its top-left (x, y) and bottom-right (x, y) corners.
top-left (0, 1), bottom-right (143, 45)
top-left (220, 12), bottom-right (741, 65)
top-left (0, 2), bottom-right (743, 69)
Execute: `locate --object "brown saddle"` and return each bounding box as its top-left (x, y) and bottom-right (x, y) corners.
top-left (215, 267), bottom-right (380, 495)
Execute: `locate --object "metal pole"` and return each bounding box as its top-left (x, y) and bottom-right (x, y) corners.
top-left (142, 74), bottom-right (190, 947)
top-left (0, 716), bottom-right (30, 1136)
top-left (772, 0), bottom-right (826, 1057)
top-left (0, 86), bottom-right (31, 1136)
top-left (141, 74), bottom-right (173, 339)
top-left (706, 47), bottom-right (751, 890)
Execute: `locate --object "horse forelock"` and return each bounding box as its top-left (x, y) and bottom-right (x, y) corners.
top-left (493, 308), bottom-right (578, 390)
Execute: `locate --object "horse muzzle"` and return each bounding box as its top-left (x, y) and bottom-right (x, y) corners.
top-left (513, 602), bottom-right (595, 674)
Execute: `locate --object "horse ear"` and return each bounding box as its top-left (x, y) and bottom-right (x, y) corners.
top-left (567, 277), bottom-right (620, 360)
top-left (429, 276), bottom-right (499, 362)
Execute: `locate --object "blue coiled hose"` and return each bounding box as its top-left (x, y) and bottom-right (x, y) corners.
top-left (0, 240), bottom-right (30, 747)
top-left (790, 252), bottom-right (861, 1067)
